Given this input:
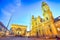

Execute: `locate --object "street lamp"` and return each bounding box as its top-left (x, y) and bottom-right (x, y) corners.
top-left (6, 9), bottom-right (15, 36)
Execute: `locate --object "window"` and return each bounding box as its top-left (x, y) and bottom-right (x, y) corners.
top-left (57, 28), bottom-right (60, 31)
top-left (46, 17), bottom-right (48, 20)
top-left (49, 25), bottom-right (52, 32)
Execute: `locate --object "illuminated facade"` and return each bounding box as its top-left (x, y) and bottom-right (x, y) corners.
top-left (55, 20), bottom-right (60, 35)
top-left (11, 24), bottom-right (27, 36)
top-left (42, 2), bottom-right (57, 36)
top-left (30, 2), bottom-right (57, 37)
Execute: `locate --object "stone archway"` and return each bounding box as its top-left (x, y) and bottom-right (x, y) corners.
top-left (16, 28), bottom-right (22, 35)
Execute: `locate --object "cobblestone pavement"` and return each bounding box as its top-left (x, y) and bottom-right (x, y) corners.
top-left (0, 36), bottom-right (59, 40)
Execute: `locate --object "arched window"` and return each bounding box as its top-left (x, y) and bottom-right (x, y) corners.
top-left (46, 17), bottom-right (48, 20)
top-left (49, 25), bottom-right (52, 32)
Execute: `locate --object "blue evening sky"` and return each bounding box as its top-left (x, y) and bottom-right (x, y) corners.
top-left (0, 0), bottom-right (60, 31)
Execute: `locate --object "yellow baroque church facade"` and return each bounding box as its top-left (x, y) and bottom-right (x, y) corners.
top-left (30, 2), bottom-right (57, 37)
top-left (11, 2), bottom-right (59, 37)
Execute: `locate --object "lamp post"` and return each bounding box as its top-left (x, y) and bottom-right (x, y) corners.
top-left (7, 14), bottom-right (13, 29)
top-left (6, 14), bottom-right (13, 36)
top-left (6, 9), bottom-right (15, 36)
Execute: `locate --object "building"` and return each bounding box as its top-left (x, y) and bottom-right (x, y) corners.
top-left (30, 2), bottom-right (57, 37)
top-left (0, 22), bottom-right (8, 37)
top-left (11, 24), bottom-right (27, 36)
top-left (25, 31), bottom-right (31, 37)
top-left (0, 22), bottom-right (7, 32)
top-left (30, 15), bottom-right (38, 36)
top-left (55, 16), bottom-right (60, 37)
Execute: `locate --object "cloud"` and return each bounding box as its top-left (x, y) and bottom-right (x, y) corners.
top-left (14, 0), bottom-right (21, 7)
top-left (2, 9), bottom-right (11, 16)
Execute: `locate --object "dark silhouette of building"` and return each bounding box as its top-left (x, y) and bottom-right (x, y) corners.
top-left (54, 16), bottom-right (60, 22)
top-left (0, 22), bottom-right (7, 31)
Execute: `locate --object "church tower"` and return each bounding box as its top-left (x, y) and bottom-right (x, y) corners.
top-left (42, 2), bottom-right (57, 36)
top-left (30, 15), bottom-right (37, 36)
top-left (36, 16), bottom-right (43, 36)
